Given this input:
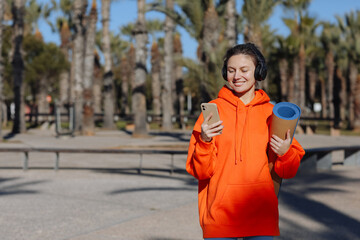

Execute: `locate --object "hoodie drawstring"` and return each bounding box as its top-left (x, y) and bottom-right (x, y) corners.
top-left (235, 105), bottom-right (252, 165)
top-left (235, 102), bottom-right (240, 164)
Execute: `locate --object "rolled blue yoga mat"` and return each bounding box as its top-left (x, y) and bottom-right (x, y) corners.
top-left (270, 102), bottom-right (301, 144)
top-left (268, 102), bottom-right (301, 196)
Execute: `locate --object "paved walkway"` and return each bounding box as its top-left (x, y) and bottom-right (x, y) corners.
top-left (0, 129), bottom-right (359, 240)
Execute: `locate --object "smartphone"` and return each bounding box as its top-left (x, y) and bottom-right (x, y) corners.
top-left (201, 103), bottom-right (221, 125)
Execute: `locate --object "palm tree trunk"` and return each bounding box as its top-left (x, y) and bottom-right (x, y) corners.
top-left (82, 1), bottom-right (97, 135)
top-left (0, 0), bottom-right (4, 136)
top-left (59, 21), bottom-right (71, 114)
top-left (202, 2), bottom-right (220, 99)
top-left (151, 42), bottom-right (161, 116)
top-left (120, 56), bottom-right (129, 116)
top-left (335, 67), bottom-right (347, 123)
top-left (348, 61), bottom-right (358, 129)
top-left (320, 78), bottom-right (327, 119)
top-left (289, 58), bottom-right (299, 104)
top-left (72, 0), bottom-right (87, 132)
top-left (308, 68), bottom-right (317, 109)
top-left (162, 0), bottom-right (174, 131)
top-left (225, 0), bottom-right (237, 47)
top-left (59, 70), bottom-right (70, 112)
top-left (132, 0), bottom-right (148, 136)
top-left (279, 58), bottom-right (288, 101)
top-left (36, 76), bottom-right (50, 122)
top-left (102, 0), bottom-right (115, 129)
top-left (174, 33), bottom-right (184, 129)
top-left (325, 51), bottom-right (335, 119)
top-left (299, 43), bottom-right (306, 111)
top-left (354, 75), bottom-right (360, 130)
top-left (93, 53), bottom-right (102, 115)
top-left (12, 0), bottom-right (26, 134)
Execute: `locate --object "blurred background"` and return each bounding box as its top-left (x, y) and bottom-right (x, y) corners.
top-left (1, 0), bottom-right (360, 137)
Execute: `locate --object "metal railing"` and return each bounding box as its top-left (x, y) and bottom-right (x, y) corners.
top-left (0, 145), bottom-right (359, 173)
top-left (0, 147), bottom-right (188, 174)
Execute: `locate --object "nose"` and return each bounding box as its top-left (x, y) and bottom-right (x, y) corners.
top-left (234, 70), bottom-right (242, 79)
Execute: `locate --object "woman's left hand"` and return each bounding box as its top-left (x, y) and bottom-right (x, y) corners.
top-left (270, 129), bottom-right (291, 156)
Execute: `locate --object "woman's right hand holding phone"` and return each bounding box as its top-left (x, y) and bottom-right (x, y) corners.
top-left (201, 113), bottom-right (224, 142)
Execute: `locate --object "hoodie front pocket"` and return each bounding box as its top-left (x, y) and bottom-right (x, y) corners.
top-left (214, 182), bottom-right (278, 226)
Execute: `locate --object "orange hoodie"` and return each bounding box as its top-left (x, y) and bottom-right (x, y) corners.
top-left (186, 86), bottom-right (305, 238)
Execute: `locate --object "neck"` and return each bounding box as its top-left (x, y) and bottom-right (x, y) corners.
top-left (240, 91), bottom-right (255, 105)
top-left (233, 85), bottom-right (256, 105)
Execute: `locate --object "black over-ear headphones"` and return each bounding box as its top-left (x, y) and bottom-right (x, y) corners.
top-left (222, 43), bottom-right (267, 81)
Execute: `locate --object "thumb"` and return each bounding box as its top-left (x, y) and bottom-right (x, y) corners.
top-left (204, 112), bottom-right (213, 123)
top-left (286, 129), bottom-right (291, 140)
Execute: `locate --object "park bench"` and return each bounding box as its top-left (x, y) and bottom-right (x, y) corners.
top-left (0, 145), bottom-right (359, 173)
top-left (297, 145), bottom-right (360, 174)
top-left (297, 117), bottom-right (336, 135)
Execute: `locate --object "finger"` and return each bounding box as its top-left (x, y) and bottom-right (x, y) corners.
top-left (208, 120), bottom-right (223, 129)
top-left (212, 125), bottom-right (224, 133)
top-left (271, 134), bottom-right (283, 142)
top-left (269, 141), bottom-right (279, 150)
top-left (271, 136), bottom-right (283, 146)
top-left (270, 146), bottom-right (278, 154)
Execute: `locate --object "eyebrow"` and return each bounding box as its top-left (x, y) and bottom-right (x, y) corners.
top-left (227, 65), bottom-right (250, 69)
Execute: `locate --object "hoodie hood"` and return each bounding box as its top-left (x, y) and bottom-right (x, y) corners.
top-left (217, 86), bottom-right (270, 164)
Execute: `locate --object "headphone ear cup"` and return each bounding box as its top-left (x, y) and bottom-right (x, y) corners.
top-left (254, 63), bottom-right (267, 81)
top-left (222, 65), bottom-right (227, 81)
top-left (257, 62), bottom-right (267, 81)
top-left (254, 65), bottom-right (261, 81)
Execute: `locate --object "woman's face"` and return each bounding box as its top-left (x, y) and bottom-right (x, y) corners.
top-left (226, 54), bottom-right (256, 95)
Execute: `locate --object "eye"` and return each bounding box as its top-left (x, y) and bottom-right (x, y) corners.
top-left (227, 69), bottom-right (234, 74)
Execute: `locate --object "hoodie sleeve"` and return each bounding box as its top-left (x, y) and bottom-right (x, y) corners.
top-left (274, 138), bottom-right (305, 179)
top-left (186, 114), bottom-right (217, 180)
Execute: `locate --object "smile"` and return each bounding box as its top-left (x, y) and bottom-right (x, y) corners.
top-left (233, 81), bottom-right (246, 85)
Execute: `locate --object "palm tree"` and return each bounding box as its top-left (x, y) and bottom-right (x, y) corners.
top-left (11, 0), bottom-right (26, 134)
top-left (242, 0), bottom-right (278, 50)
top-left (148, 0), bottom-right (228, 101)
top-left (151, 41), bottom-right (161, 116)
top-left (82, 0), bottom-right (97, 135)
top-left (58, 20), bottom-right (71, 113)
top-left (224, 0), bottom-right (237, 47)
top-left (93, 50), bottom-right (102, 115)
top-left (173, 32), bottom-right (185, 129)
top-left (275, 36), bottom-right (290, 101)
top-left (201, 0), bottom-right (221, 98)
top-left (162, 0), bottom-right (174, 130)
top-left (334, 39), bottom-right (348, 126)
top-left (337, 11), bottom-right (360, 129)
top-left (282, 0), bottom-right (316, 112)
top-left (0, 0), bottom-right (4, 137)
top-left (132, 0), bottom-right (148, 137)
top-left (102, 0), bottom-right (115, 129)
top-left (118, 44), bottom-right (134, 116)
top-left (72, 0), bottom-right (87, 132)
top-left (320, 22), bottom-right (340, 121)
top-left (53, 0), bottom-right (73, 114)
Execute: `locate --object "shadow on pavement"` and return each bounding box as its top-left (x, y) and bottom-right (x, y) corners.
top-left (0, 177), bottom-right (47, 196)
top-left (278, 171), bottom-right (360, 240)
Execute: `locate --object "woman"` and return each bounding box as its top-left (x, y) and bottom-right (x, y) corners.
top-left (186, 43), bottom-right (305, 240)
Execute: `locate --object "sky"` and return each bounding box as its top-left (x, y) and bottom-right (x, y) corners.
top-left (38, 0), bottom-right (360, 60)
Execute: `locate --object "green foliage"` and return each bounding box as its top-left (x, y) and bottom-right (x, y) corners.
top-left (22, 34), bottom-right (69, 100)
top-left (242, 0), bottom-right (280, 26)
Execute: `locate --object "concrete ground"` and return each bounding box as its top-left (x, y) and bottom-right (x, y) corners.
top-left (0, 129), bottom-right (359, 240)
